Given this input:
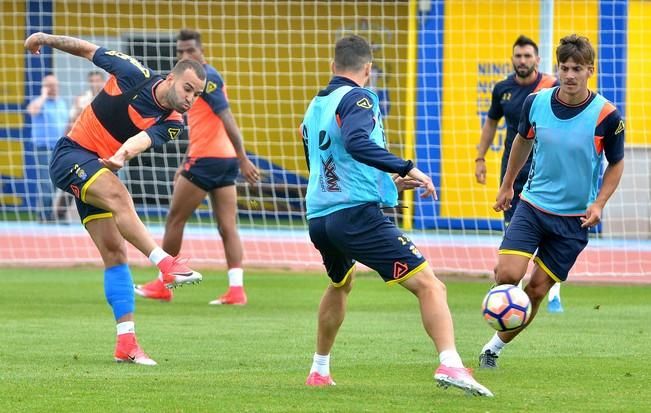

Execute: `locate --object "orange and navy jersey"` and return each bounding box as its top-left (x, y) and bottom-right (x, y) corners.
top-left (186, 64), bottom-right (235, 158)
top-left (488, 72), bottom-right (558, 188)
top-left (488, 72), bottom-right (558, 151)
top-left (68, 47), bottom-right (183, 159)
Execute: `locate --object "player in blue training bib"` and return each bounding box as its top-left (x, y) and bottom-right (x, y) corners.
top-left (301, 34), bottom-right (493, 397)
top-left (478, 35), bottom-right (625, 369)
top-left (474, 35), bottom-right (565, 314)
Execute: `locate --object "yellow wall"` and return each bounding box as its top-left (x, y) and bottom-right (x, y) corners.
top-left (441, 0), bottom-right (598, 220)
top-left (627, 0), bottom-right (651, 146)
top-left (0, 1), bottom-right (25, 105)
top-left (553, 0), bottom-right (599, 91)
top-left (0, 139), bottom-right (24, 206)
top-left (0, 140), bottom-right (24, 178)
top-left (54, 1), bottom-right (410, 177)
top-left (0, 1), bottom-right (25, 189)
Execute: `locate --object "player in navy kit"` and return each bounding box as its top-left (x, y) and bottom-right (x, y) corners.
top-left (135, 29), bottom-right (259, 305)
top-left (478, 34), bottom-right (625, 368)
top-left (476, 35), bottom-right (557, 222)
top-left (302, 35), bottom-right (493, 397)
top-left (25, 32), bottom-right (206, 365)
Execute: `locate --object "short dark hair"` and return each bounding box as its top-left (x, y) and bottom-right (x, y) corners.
top-left (334, 35), bottom-right (372, 72)
top-left (177, 29), bottom-right (202, 47)
top-left (556, 34), bottom-right (595, 66)
top-left (172, 59), bottom-right (206, 81)
top-left (513, 35), bottom-right (539, 55)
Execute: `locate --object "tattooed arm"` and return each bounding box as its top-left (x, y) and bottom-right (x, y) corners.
top-left (24, 32), bottom-right (99, 61)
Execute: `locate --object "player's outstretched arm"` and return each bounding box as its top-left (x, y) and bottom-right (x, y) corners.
top-left (405, 167), bottom-right (438, 200)
top-left (501, 134), bottom-right (532, 187)
top-left (25, 32), bottom-right (99, 61)
top-left (581, 159), bottom-right (624, 228)
top-left (219, 109), bottom-right (260, 184)
top-left (594, 159), bottom-right (625, 209)
top-left (99, 131), bottom-right (152, 171)
top-left (494, 134), bottom-right (532, 212)
top-left (392, 174), bottom-right (422, 191)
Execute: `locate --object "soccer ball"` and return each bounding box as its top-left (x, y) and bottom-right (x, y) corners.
top-left (481, 284), bottom-right (532, 331)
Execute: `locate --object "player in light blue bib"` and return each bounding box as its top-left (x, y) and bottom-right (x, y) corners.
top-left (302, 34), bottom-right (493, 396)
top-left (478, 35), bottom-right (625, 369)
top-left (475, 35), bottom-right (565, 313)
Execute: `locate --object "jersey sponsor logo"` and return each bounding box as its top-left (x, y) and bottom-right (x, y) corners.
top-left (168, 127), bottom-right (181, 140)
top-left (318, 130), bottom-right (331, 150)
top-left (205, 81), bottom-right (218, 94)
top-left (356, 97), bottom-right (372, 109)
top-left (615, 120), bottom-right (625, 135)
top-left (393, 261), bottom-right (409, 279)
top-left (320, 154), bottom-right (341, 192)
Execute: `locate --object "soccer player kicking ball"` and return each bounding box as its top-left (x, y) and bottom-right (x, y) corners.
top-left (135, 29), bottom-right (259, 305)
top-left (478, 34), bottom-right (625, 369)
top-left (474, 35), bottom-right (565, 314)
top-left (25, 32), bottom-right (206, 365)
top-left (301, 35), bottom-right (493, 397)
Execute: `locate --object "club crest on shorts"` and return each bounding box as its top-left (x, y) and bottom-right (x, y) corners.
top-left (71, 164), bottom-right (87, 180)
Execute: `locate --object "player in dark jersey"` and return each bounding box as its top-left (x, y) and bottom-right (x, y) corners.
top-left (478, 34), bottom-right (625, 369)
top-left (135, 29), bottom-right (259, 306)
top-left (475, 35), bottom-right (565, 313)
top-left (301, 35), bottom-right (493, 397)
top-left (25, 32), bottom-right (207, 365)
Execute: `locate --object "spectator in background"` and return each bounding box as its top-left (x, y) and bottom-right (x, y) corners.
top-left (27, 73), bottom-right (69, 222)
top-left (68, 70), bottom-right (106, 125)
top-left (53, 70), bottom-right (107, 222)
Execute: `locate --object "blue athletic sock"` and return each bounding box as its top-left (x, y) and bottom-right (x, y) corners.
top-left (104, 264), bottom-right (135, 320)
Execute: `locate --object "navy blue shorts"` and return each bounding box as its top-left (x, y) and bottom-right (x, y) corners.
top-left (308, 203), bottom-right (428, 286)
top-left (180, 157), bottom-right (239, 191)
top-left (499, 200), bottom-right (588, 282)
top-left (49, 137), bottom-right (113, 225)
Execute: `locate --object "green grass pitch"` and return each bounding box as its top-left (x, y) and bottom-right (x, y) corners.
top-left (1, 267), bottom-right (650, 412)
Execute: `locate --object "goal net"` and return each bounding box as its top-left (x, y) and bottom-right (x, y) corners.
top-left (1, 0), bottom-right (649, 278)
